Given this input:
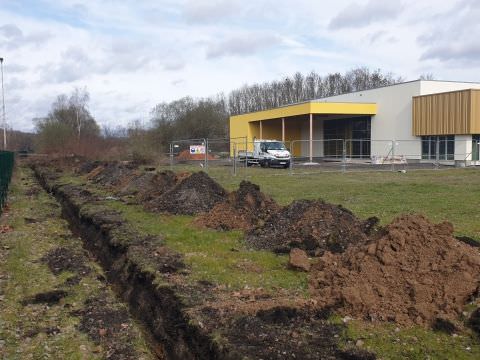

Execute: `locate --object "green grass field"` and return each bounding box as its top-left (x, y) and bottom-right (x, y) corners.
top-left (161, 165), bottom-right (480, 240)
top-left (59, 165), bottom-right (480, 359)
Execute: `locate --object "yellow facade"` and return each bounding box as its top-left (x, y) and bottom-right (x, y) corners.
top-left (229, 101), bottom-right (377, 154)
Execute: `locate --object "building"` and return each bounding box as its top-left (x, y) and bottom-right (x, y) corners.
top-left (229, 80), bottom-right (480, 165)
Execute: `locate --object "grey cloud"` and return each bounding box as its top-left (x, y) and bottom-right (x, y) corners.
top-left (163, 61), bottom-right (185, 71)
top-left (4, 64), bottom-right (28, 73)
top-left (0, 23), bottom-right (52, 49)
top-left (0, 24), bottom-right (23, 39)
top-left (184, 0), bottom-right (240, 24)
top-left (421, 42), bottom-right (480, 63)
top-left (38, 47), bottom-right (93, 83)
top-left (329, 0), bottom-right (403, 30)
top-left (206, 34), bottom-right (282, 59)
top-left (419, 0), bottom-right (480, 64)
top-left (171, 79), bottom-right (185, 86)
top-left (5, 77), bottom-right (27, 91)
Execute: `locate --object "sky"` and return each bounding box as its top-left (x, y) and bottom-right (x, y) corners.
top-left (0, 0), bottom-right (479, 131)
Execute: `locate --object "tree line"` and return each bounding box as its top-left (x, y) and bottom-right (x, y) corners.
top-left (228, 67), bottom-right (403, 115)
top-left (33, 67), bottom-right (404, 159)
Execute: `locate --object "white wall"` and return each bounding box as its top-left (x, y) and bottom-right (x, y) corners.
top-left (315, 80), bottom-right (480, 159)
top-left (319, 81), bottom-right (422, 158)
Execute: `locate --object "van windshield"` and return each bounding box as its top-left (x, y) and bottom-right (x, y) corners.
top-left (264, 142), bottom-right (286, 151)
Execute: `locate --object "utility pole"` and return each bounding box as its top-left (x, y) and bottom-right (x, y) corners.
top-left (0, 57), bottom-right (6, 150)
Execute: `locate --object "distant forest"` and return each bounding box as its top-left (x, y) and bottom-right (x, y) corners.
top-left (227, 67), bottom-right (403, 115)
top-left (27, 67), bottom-right (406, 158)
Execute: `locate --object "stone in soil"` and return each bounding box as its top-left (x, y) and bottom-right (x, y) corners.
top-left (288, 248), bottom-right (311, 272)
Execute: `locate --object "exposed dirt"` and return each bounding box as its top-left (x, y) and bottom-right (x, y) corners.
top-left (78, 160), bottom-right (103, 175)
top-left (21, 290), bottom-right (69, 306)
top-left (75, 295), bottom-right (142, 360)
top-left (194, 180), bottom-right (280, 231)
top-left (468, 308), bottom-right (480, 336)
top-left (41, 247), bottom-right (91, 276)
top-left (127, 236), bottom-right (185, 274)
top-left (145, 171), bottom-right (227, 215)
top-left (135, 170), bottom-right (179, 203)
top-left (218, 307), bottom-right (375, 360)
top-left (88, 162), bottom-right (137, 187)
top-left (246, 199), bottom-right (378, 256)
top-left (309, 214), bottom-right (480, 327)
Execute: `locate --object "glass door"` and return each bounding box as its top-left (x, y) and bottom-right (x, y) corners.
top-left (473, 135), bottom-right (480, 161)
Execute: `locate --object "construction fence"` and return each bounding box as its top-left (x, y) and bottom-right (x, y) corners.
top-left (167, 138), bottom-right (480, 177)
top-left (0, 151), bottom-right (14, 215)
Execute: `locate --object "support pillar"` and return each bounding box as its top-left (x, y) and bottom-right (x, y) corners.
top-left (259, 121), bottom-right (263, 139)
top-left (281, 117), bottom-right (285, 143)
top-left (309, 113), bottom-right (313, 163)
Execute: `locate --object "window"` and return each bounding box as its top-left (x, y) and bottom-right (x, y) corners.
top-left (421, 135), bottom-right (454, 160)
top-left (473, 135), bottom-right (480, 161)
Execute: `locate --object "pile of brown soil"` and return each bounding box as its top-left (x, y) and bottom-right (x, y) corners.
top-left (246, 200), bottom-right (377, 255)
top-left (309, 215), bottom-right (480, 326)
top-left (87, 162), bottom-right (137, 187)
top-left (145, 171), bottom-right (227, 215)
top-left (194, 180), bottom-right (280, 231)
top-left (135, 170), bottom-right (179, 202)
top-left (117, 171), bottom-right (157, 197)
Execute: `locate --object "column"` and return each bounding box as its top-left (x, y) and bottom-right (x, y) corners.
top-left (309, 113), bottom-right (313, 163)
top-left (259, 121), bottom-right (263, 139)
top-left (281, 117), bottom-right (285, 143)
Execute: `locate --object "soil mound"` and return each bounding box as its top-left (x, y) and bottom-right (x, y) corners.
top-left (194, 180), bottom-right (280, 231)
top-left (309, 215), bottom-right (480, 326)
top-left (88, 162), bottom-right (137, 187)
top-left (117, 171), bottom-right (156, 196)
top-left (246, 200), bottom-right (376, 255)
top-left (78, 160), bottom-right (102, 175)
top-left (145, 171), bottom-right (227, 215)
top-left (135, 170), bottom-right (179, 202)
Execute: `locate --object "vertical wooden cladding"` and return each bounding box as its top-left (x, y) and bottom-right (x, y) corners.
top-left (413, 89), bottom-right (480, 136)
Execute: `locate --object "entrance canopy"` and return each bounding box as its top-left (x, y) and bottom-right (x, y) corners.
top-left (230, 101), bottom-right (377, 161)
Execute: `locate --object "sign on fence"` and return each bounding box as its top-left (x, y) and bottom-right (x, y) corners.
top-left (190, 145), bottom-right (205, 155)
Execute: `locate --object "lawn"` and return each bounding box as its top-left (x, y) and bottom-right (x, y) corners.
top-left (58, 164), bottom-right (480, 359)
top-left (161, 165), bottom-right (480, 239)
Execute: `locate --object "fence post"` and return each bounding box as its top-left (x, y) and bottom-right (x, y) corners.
top-left (435, 137), bottom-right (440, 170)
top-left (244, 137), bottom-right (248, 176)
top-left (391, 140), bottom-right (395, 172)
top-left (342, 140), bottom-right (347, 173)
top-left (232, 142), bottom-right (237, 176)
top-left (169, 143), bottom-right (173, 169)
top-left (289, 140), bottom-right (294, 176)
top-left (204, 138), bottom-right (208, 171)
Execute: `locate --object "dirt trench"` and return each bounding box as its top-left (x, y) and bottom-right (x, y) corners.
top-left (31, 164), bottom-right (377, 360)
top-left (32, 165), bottom-right (229, 360)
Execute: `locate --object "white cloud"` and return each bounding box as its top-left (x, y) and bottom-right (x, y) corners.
top-left (0, 0), bottom-right (479, 132)
top-left (206, 33), bottom-right (282, 59)
top-left (329, 0), bottom-right (403, 29)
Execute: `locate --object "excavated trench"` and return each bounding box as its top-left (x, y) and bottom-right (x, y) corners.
top-left (32, 165), bottom-right (226, 360)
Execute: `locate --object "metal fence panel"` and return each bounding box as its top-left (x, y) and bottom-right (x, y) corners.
top-left (165, 137), bottom-right (480, 178)
top-left (0, 151), bottom-right (14, 215)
